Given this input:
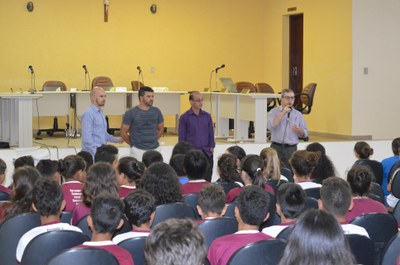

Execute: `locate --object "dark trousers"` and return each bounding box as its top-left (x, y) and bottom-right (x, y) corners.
top-left (204, 153), bottom-right (214, 182)
top-left (270, 142), bottom-right (297, 168)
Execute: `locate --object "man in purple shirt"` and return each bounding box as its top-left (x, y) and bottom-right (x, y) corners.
top-left (267, 88), bottom-right (308, 167)
top-left (179, 91), bottom-right (215, 182)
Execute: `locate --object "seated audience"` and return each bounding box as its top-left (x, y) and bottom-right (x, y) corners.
top-left (77, 150), bottom-right (94, 171)
top-left (0, 158), bottom-right (11, 195)
top-left (113, 190), bottom-right (155, 244)
top-left (144, 218), bottom-right (207, 265)
top-left (306, 142), bottom-right (336, 183)
top-left (16, 178), bottom-right (82, 262)
top-left (226, 145), bottom-right (246, 171)
top-left (59, 155), bottom-right (87, 212)
top-left (196, 185), bottom-right (227, 221)
top-left (116, 156), bottom-right (145, 198)
top-left (169, 154), bottom-right (189, 185)
top-left (71, 162), bottom-right (119, 225)
top-left (140, 162), bottom-right (182, 206)
top-left (36, 159), bottom-right (61, 183)
top-left (214, 153), bottom-right (242, 194)
top-left (260, 147), bottom-right (286, 182)
top-left (181, 150), bottom-right (211, 194)
top-left (346, 164), bottom-right (387, 222)
top-left (170, 141), bottom-right (194, 158)
top-left (208, 185), bottom-right (273, 265)
top-left (262, 183), bottom-right (306, 237)
top-left (289, 150), bottom-right (321, 190)
top-left (278, 209), bottom-right (355, 265)
top-left (76, 195), bottom-right (134, 265)
top-left (94, 144), bottom-right (119, 170)
top-left (142, 150), bottom-right (164, 168)
top-left (381, 137), bottom-right (400, 196)
top-left (319, 177), bottom-right (369, 237)
top-left (0, 166), bottom-right (41, 222)
top-left (14, 155), bottom-right (34, 169)
top-left (353, 141), bottom-right (383, 184)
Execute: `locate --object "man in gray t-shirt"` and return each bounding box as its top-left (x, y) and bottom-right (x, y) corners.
top-left (120, 87), bottom-right (164, 160)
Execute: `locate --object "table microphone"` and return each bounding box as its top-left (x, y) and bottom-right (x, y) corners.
top-left (215, 64), bottom-right (225, 73)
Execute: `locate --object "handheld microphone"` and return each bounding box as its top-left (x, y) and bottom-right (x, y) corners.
top-left (28, 65), bottom-right (34, 74)
top-left (137, 66), bottom-right (142, 74)
top-left (82, 65), bottom-right (88, 74)
top-left (288, 107), bottom-right (292, 118)
top-left (215, 64), bottom-right (225, 73)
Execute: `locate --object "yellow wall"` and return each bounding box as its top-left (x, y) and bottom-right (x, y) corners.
top-left (263, 0), bottom-right (353, 136)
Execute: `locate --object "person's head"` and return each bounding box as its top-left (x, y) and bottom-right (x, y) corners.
top-left (319, 177), bottom-right (353, 220)
top-left (276, 183), bottom-right (306, 221)
top-left (169, 154), bottom-right (186, 177)
top-left (189, 91), bottom-right (203, 111)
top-left (124, 189), bottom-right (156, 228)
top-left (236, 185), bottom-right (271, 227)
top-left (354, 141), bottom-right (373, 159)
top-left (94, 144), bottom-right (119, 168)
top-left (196, 185), bottom-right (226, 219)
top-left (88, 195), bottom-right (124, 236)
top-left (347, 164), bottom-right (373, 197)
top-left (306, 143), bottom-right (336, 182)
top-left (140, 162), bottom-right (182, 206)
top-left (138, 86), bottom-right (154, 107)
top-left (226, 146), bottom-right (246, 169)
top-left (280, 88), bottom-right (295, 108)
top-left (36, 160), bottom-right (61, 182)
top-left (171, 141), bottom-right (194, 157)
top-left (306, 142), bottom-right (326, 155)
top-left (117, 156), bottom-right (145, 186)
top-left (183, 150), bottom-right (208, 180)
top-left (279, 209), bottom-right (354, 265)
top-left (240, 155), bottom-right (265, 186)
top-left (0, 158), bottom-right (7, 184)
top-left (391, 137), bottom-right (400, 156)
top-left (142, 150), bottom-right (164, 168)
top-left (90, 86), bottom-right (106, 107)
top-left (32, 178), bottom-right (65, 218)
top-left (14, 155), bottom-right (34, 169)
top-left (260, 147), bottom-right (281, 181)
top-left (58, 155), bottom-right (87, 182)
top-left (77, 150), bottom-right (94, 170)
top-left (289, 150), bottom-right (319, 180)
top-left (82, 162), bottom-right (119, 208)
top-left (217, 153), bottom-right (240, 183)
top-left (144, 218), bottom-right (207, 265)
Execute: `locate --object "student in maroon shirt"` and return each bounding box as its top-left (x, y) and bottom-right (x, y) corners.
top-left (116, 157), bottom-right (145, 198)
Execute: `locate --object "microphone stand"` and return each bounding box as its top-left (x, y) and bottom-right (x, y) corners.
top-left (84, 70), bottom-right (91, 91)
top-left (29, 71), bottom-right (36, 94)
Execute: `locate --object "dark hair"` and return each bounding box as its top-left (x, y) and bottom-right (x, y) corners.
top-left (2, 166), bottom-right (41, 221)
top-left (392, 138), bottom-right (400, 156)
top-left (306, 143), bottom-right (336, 181)
top-left (0, 158), bottom-right (6, 175)
top-left (94, 144), bottom-right (118, 165)
top-left (197, 185), bottom-right (226, 215)
top-left (32, 178), bottom-right (63, 217)
top-left (14, 155), bottom-right (34, 169)
top-left (82, 162), bottom-right (119, 208)
top-left (58, 155), bottom-right (86, 180)
top-left (277, 183), bottom-right (306, 219)
top-left (354, 141), bottom-right (373, 159)
top-left (188, 91), bottom-right (201, 101)
top-left (279, 209), bottom-right (355, 265)
top-left (320, 177), bottom-right (352, 217)
top-left (238, 185), bottom-right (271, 226)
top-left (289, 150), bottom-right (319, 178)
top-left (240, 155), bottom-right (265, 187)
top-left (169, 154), bottom-right (186, 176)
top-left (77, 151), bottom-right (93, 170)
top-left (142, 150), bottom-right (164, 168)
top-left (140, 162), bottom-right (182, 206)
top-left (183, 150), bottom-right (208, 180)
top-left (138, 86), bottom-right (154, 99)
top-left (347, 165), bottom-right (373, 196)
top-left (217, 153), bottom-right (240, 183)
top-left (36, 160), bottom-right (59, 179)
top-left (144, 218), bottom-right (207, 265)
top-left (124, 190), bottom-right (155, 227)
top-left (90, 195), bottom-right (123, 234)
top-left (226, 146), bottom-right (246, 161)
top-left (117, 156), bottom-right (145, 184)
top-left (171, 142), bottom-right (194, 158)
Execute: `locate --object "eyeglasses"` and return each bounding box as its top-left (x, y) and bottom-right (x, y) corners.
top-left (283, 96), bottom-right (295, 100)
top-left (192, 99), bottom-right (203, 103)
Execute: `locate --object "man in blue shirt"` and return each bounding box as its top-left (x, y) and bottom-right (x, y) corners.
top-left (81, 86), bottom-right (121, 157)
top-left (178, 91), bottom-right (215, 181)
top-left (267, 88), bottom-right (308, 167)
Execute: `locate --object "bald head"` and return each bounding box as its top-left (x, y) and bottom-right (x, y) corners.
top-left (91, 86), bottom-right (106, 107)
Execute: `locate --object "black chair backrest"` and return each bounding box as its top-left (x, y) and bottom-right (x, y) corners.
top-left (0, 191), bottom-right (11, 201)
top-left (304, 187), bottom-right (320, 199)
top-left (0, 212), bottom-right (41, 265)
top-left (113, 215), bottom-right (133, 237)
top-left (151, 202), bottom-right (197, 228)
top-left (118, 236), bottom-right (147, 265)
top-left (304, 197), bottom-right (318, 210)
top-left (213, 182), bottom-right (241, 195)
top-left (47, 247), bottom-right (119, 265)
top-left (21, 230), bottom-right (89, 265)
top-left (280, 168), bottom-right (294, 182)
top-left (198, 217), bottom-right (238, 249)
top-left (76, 214), bottom-right (92, 238)
top-left (183, 193), bottom-right (201, 219)
top-left (381, 233), bottom-right (400, 265)
top-left (388, 160), bottom-right (400, 183)
top-left (60, 211), bottom-right (73, 224)
top-left (259, 191), bottom-right (280, 230)
top-left (368, 182), bottom-right (385, 204)
top-left (224, 203), bottom-right (237, 219)
top-left (391, 169), bottom-right (400, 198)
top-left (227, 239), bottom-right (286, 265)
top-left (276, 226), bottom-right (294, 241)
top-left (356, 159), bottom-right (384, 185)
top-left (392, 200), bottom-right (400, 228)
top-left (345, 234), bottom-right (375, 265)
